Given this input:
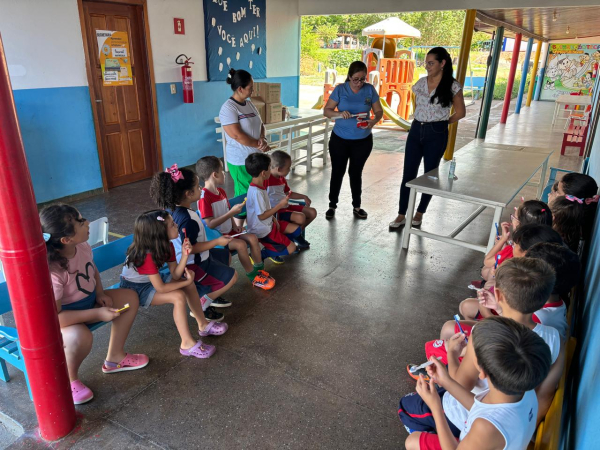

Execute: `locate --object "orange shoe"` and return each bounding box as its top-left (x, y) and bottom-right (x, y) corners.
top-left (252, 272), bottom-right (276, 290)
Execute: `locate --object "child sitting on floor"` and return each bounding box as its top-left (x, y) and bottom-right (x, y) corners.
top-left (41, 204), bottom-right (148, 405)
top-left (264, 150), bottom-right (316, 250)
top-left (403, 258), bottom-right (563, 433)
top-left (150, 164), bottom-right (238, 321)
top-left (196, 156), bottom-right (275, 290)
top-left (245, 153), bottom-right (301, 263)
top-left (121, 210), bottom-right (227, 360)
top-left (403, 316), bottom-right (551, 450)
top-left (459, 224), bottom-right (563, 322)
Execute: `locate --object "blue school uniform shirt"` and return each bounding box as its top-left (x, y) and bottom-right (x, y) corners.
top-left (330, 82), bottom-right (379, 140)
top-left (170, 206), bottom-right (209, 266)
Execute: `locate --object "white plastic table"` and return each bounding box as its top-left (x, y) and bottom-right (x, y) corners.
top-left (552, 94), bottom-right (591, 128)
top-left (401, 141), bottom-right (554, 253)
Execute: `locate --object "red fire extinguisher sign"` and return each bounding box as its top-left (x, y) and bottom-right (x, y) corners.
top-left (176, 54), bottom-right (194, 104)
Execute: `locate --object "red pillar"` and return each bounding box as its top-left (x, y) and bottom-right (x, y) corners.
top-left (500, 33), bottom-right (522, 124)
top-left (0, 35), bottom-right (76, 440)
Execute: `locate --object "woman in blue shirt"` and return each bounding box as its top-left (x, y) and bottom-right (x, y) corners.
top-left (323, 61), bottom-right (383, 219)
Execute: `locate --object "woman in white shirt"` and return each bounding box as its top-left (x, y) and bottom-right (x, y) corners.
top-left (219, 69), bottom-right (270, 197)
top-left (389, 47), bottom-right (466, 229)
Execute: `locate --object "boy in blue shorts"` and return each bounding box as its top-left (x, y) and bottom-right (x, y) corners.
top-left (245, 153), bottom-right (300, 262)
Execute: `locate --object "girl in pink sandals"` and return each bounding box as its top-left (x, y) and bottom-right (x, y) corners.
top-left (120, 210), bottom-right (227, 361)
top-left (41, 204), bottom-right (149, 405)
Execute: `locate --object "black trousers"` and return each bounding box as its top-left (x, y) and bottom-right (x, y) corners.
top-left (398, 119), bottom-right (449, 215)
top-left (328, 131), bottom-right (373, 209)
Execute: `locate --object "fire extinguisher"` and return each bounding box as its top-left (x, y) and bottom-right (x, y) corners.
top-left (176, 54), bottom-right (194, 103)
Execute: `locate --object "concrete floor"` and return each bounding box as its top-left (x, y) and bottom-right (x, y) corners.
top-left (0, 101), bottom-right (583, 449)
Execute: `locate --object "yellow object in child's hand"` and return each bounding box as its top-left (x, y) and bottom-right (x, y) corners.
top-left (242, 197), bottom-right (247, 205)
top-left (116, 303), bottom-right (130, 313)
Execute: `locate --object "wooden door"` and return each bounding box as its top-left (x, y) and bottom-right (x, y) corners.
top-left (82, 1), bottom-right (157, 188)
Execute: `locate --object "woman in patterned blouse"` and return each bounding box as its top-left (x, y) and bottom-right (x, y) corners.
top-left (389, 47), bottom-right (466, 229)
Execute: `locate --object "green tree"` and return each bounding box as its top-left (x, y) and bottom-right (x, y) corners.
top-left (316, 23), bottom-right (339, 45)
top-left (301, 21), bottom-right (320, 58)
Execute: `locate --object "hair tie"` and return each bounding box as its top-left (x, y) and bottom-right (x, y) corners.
top-left (157, 216), bottom-right (165, 222)
top-left (165, 164), bottom-right (184, 182)
top-left (565, 194), bottom-right (584, 204)
top-left (585, 194), bottom-right (599, 205)
top-left (43, 233), bottom-right (51, 242)
top-left (227, 73), bottom-right (232, 79)
top-left (541, 209), bottom-right (546, 212)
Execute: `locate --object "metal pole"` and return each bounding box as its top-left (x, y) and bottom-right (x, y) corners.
top-left (534, 42), bottom-right (550, 101)
top-left (0, 35), bottom-right (76, 440)
top-left (526, 40), bottom-right (542, 107)
top-left (444, 9), bottom-right (476, 160)
top-left (515, 38), bottom-right (534, 114)
top-left (477, 27), bottom-right (504, 140)
top-left (500, 33), bottom-right (522, 124)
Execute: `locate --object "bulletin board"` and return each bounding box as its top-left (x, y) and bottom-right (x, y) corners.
top-left (540, 43), bottom-right (599, 101)
top-left (203, 0), bottom-right (266, 81)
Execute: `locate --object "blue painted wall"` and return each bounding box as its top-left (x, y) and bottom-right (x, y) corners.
top-left (13, 87), bottom-right (103, 203)
top-left (12, 75), bottom-right (299, 202)
top-left (562, 85), bottom-right (600, 448)
top-left (156, 75), bottom-right (299, 167)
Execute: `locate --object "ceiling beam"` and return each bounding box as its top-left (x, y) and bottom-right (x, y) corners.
top-left (475, 11), bottom-right (548, 42)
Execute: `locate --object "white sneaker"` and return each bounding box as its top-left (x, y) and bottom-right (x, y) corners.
top-left (389, 218), bottom-right (406, 229)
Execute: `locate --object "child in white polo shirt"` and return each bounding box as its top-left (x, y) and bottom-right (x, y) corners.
top-left (245, 153), bottom-right (300, 263)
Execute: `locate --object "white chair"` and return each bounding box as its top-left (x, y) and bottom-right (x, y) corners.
top-left (88, 217), bottom-right (109, 246)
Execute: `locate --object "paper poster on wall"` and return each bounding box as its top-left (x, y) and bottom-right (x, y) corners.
top-left (96, 30), bottom-right (133, 86)
top-left (540, 43), bottom-right (600, 101)
top-left (203, 0), bottom-right (266, 81)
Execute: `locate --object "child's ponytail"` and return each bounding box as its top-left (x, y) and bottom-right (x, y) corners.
top-left (39, 204), bottom-right (81, 271)
top-left (149, 164), bottom-right (197, 210)
top-left (517, 200), bottom-right (553, 227)
top-left (125, 210), bottom-right (172, 270)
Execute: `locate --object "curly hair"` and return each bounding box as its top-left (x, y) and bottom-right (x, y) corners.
top-left (39, 204), bottom-right (82, 271)
top-left (149, 166), bottom-right (197, 210)
top-left (125, 210), bottom-right (173, 270)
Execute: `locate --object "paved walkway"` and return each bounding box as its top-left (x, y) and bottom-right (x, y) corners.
top-left (0, 101), bottom-right (581, 449)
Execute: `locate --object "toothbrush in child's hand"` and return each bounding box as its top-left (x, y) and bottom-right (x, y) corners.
top-left (454, 314), bottom-right (469, 343)
top-left (116, 303), bottom-right (130, 313)
top-left (230, 231), bottom-right (248, 238)
top-left (409, 357), bottom-right (443, 373)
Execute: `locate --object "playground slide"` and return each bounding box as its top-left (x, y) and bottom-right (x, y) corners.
top-left (312, 94), bottom-right (324, 110)
top-left (379, 98), bottom-right (411, 130)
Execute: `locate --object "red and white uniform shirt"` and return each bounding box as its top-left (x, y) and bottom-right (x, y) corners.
top-left (198, 187), bottom-right (232, 234)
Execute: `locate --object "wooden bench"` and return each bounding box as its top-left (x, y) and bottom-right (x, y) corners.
top-left (0, 234), bottom-right (133, 399)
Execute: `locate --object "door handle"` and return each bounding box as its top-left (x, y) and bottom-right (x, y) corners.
top-left (95, 100), bottom-right (102, 103)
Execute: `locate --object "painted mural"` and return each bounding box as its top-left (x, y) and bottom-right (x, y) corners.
top-left (541, 43), bottom-right (599, 100)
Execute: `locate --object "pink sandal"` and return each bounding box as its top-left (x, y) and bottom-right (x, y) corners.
top-left (71, 380), bottom-right (94, 405)
top-left (199, 321), bottom-right (228, 337)
top-left (102, 353), bottom-right (150, 374)
top-left (180, 340), bottom-right (216, 359)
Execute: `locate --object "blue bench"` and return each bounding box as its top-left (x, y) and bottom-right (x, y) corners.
top-left (463, 76), bottom-right (486, 99)
top-left (201, 193), bottom-right (306, 244)
top-left (541, 158), bottom-right (589, 204)
top-left (0, 234), bottom-right (133, 399)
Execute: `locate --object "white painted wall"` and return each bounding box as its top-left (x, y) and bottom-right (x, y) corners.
top-left (0, 0), bottom-right (88, 90)
top-left (299, 0), bottom-right (600, 16)
top-left (1, 0), bottom-right (301, 89)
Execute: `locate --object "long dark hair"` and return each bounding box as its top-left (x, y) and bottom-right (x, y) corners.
top-left (560, 173), bottom-right (598, 241)
top-left (427, 47), bottom-right (455, 108)
top-left (345, 61), bottom-right (368, 82)
top-left (149, 166), bottom-right (197, 210)
top-left (226, 68), bottom-right (252, 91)
top-left (125, 210), bottom-right (173, 270)
top-left (40, 204), bottom-right (82, 271)
top-left (551, 196), bottom-right (584, 251)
